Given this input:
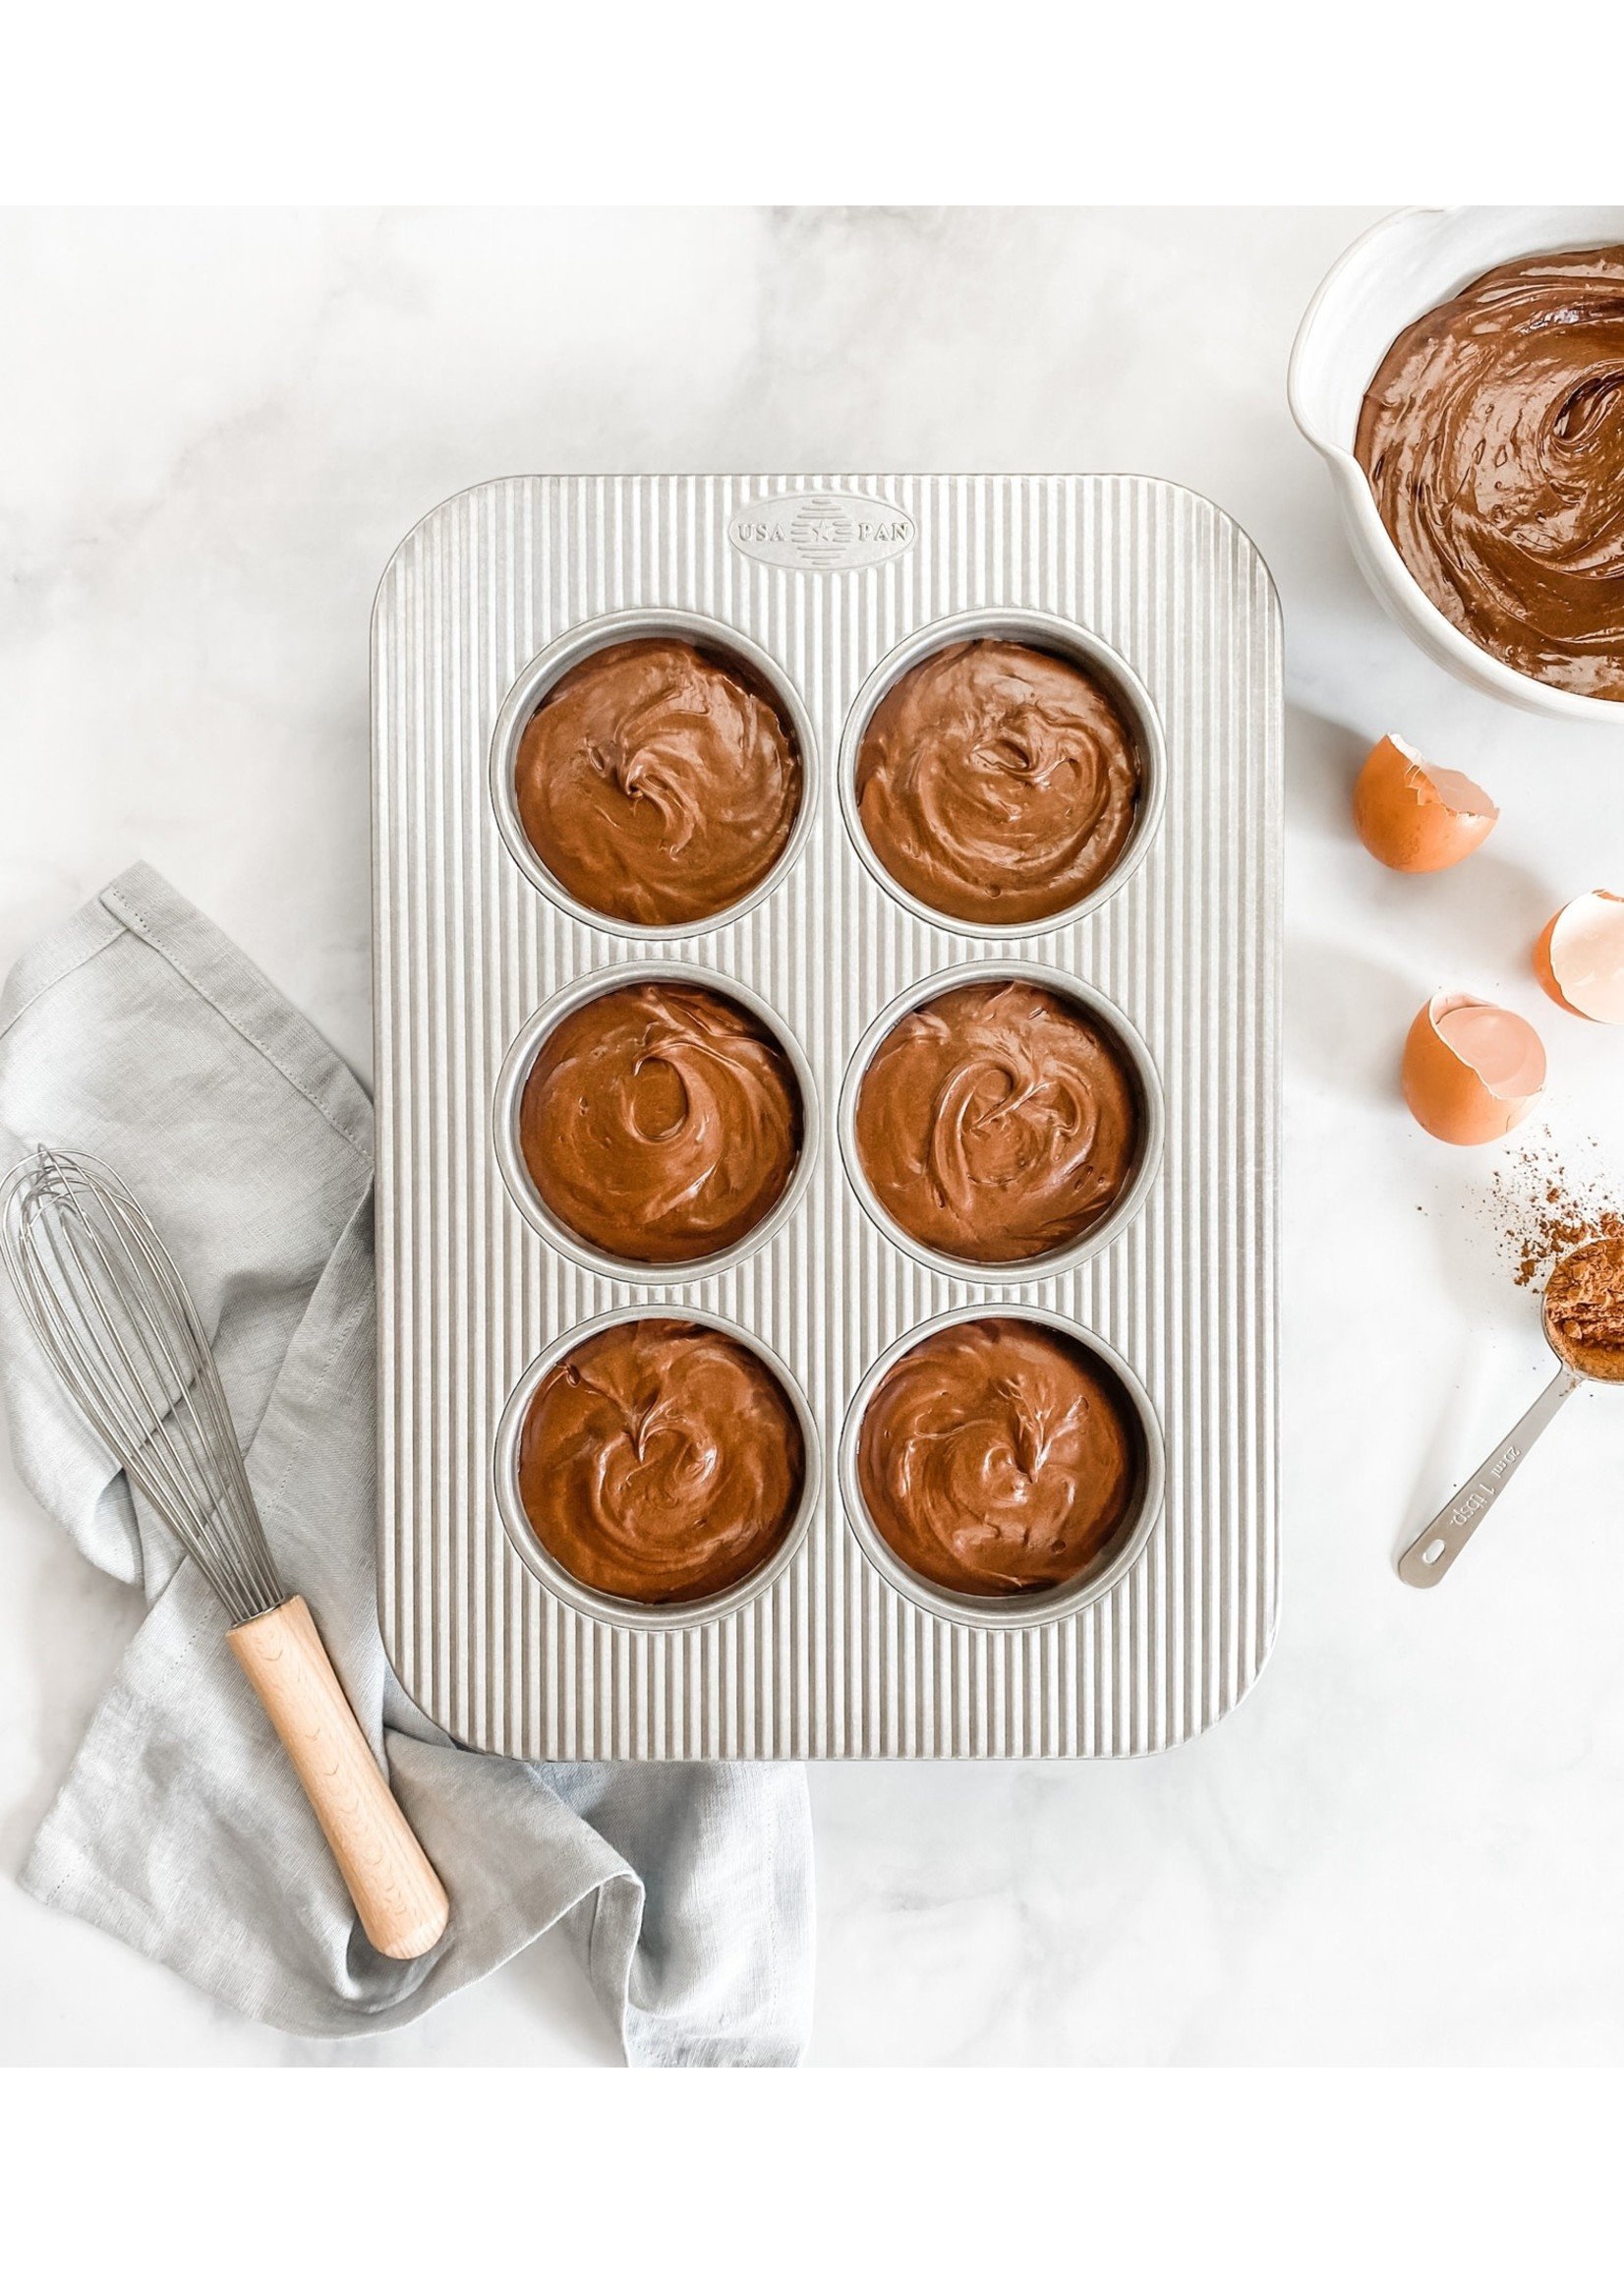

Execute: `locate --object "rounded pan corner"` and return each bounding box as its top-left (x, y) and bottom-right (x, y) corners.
top-left (369, 475), bottom-right (531, 654)
top-left (1119, 476), bottom-right (1288, 637)
top-left (1126, 1580), bottom-right (1281, 1759)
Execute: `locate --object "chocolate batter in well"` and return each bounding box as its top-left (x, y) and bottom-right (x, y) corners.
top-left (1544, 1236), bottom-right (1624, 1382)
top-left (853, 979), bottom-right (1140, 1265)
top-left (520, 982), bottom-right (802, 1266)
top-left (515, 638), bottom-right (803, 924)
top-left (1356, 247), bottom-right (1624, 699)
top-left (855, 638), bottom-right (1141, 925)
top-left (856, 1316), bottom-right (1141, 1597)
top-left (519, 1317), bottom-right (805, 1604)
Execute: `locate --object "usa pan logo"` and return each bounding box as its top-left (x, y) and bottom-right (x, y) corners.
top-left (727, 491), bottom-right (917, 571)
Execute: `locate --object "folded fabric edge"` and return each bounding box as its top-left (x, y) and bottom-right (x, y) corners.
top-left (18, 1828), bottom-right (647, 2046)
top-left (0, 892), bottom-right (125, 1047)
top-left (99, 862), bottom-right (374, 1164)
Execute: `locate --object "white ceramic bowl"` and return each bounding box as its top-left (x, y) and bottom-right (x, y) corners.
top-left (1288, 204), bottom-right (1624, 724)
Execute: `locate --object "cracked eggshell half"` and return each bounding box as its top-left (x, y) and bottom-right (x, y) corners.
top-left (1353, 734), bottom-right (1498, 873)
top-left (1401, 991), bottom-right (1546, 1145)
top-left (1533, 892), bottom-right (1624, 1024)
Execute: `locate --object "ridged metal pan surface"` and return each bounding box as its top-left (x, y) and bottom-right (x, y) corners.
top-left (371, 473), bottom-right (1282, 1760)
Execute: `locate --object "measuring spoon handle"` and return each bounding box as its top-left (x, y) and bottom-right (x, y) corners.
top-left (1399, 1369), bottom-right (1582, 1589)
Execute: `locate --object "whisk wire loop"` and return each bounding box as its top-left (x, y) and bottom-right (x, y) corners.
top-left (2, 1147), bottom-right (285, 1626)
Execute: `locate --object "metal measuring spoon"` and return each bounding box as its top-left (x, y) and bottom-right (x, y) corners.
top-left (1399, 1234), bottom-right (1624, 1588)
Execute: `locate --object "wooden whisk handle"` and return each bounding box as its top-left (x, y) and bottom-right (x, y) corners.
top-left (228, 1596), bottom-right (449, 1961)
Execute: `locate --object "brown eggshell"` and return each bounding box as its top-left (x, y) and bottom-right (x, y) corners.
top-left (1353, 734), bottom-right (1498, 874)
top-left (1401, 991), bottom-right (1545, 1146)
top-left (1533, 914), bottom-right (1565, 1010)
top-left (1533, 892), bottom-right (1624, 1023)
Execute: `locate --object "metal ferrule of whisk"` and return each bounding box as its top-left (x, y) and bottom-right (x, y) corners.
top-left (1, 1143), bottom-right (449, 1961)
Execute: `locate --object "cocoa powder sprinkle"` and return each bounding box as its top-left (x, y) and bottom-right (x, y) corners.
top-left (1480, 1135), bottom-right (1624, 1289)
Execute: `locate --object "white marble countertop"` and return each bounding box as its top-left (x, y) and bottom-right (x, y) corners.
top-left (5, 205), bottom-right (1624, 2066)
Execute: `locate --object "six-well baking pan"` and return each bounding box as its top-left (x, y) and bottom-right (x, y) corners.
top-left (371, 474), bottom-right (1282, 1760)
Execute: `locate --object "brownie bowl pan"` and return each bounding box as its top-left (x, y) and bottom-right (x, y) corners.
top-left (371, 474), bottom-right (1281, 1759)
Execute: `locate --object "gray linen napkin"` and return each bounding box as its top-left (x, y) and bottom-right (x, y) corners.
top-left (0, 864), bottom-right (813, 2064)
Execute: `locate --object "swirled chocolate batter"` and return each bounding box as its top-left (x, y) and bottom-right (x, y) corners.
top-left (855, 639), bottom-right (1141, 924)
top-left (520, 983), bottom-right (802, 1266)
top-left (519, 1317), bottom-right (805, 1604)
top-left (515, 638), bottom-right (803, 923)
top-left (856, 1317), bottom-right (1141, 1597)
top-left (853, 979), bottom-right (1140, 1265)
top-left (1356, 247), bottom-right (1624, 699)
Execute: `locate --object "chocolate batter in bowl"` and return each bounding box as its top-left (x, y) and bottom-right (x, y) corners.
top-left (489, 610), bottom-right (816, 936)
top-left (839, 963), bottom-right (1163, 1280)
top-left (493, 965), bottom-right (818, 1283)
top-left (493, 1309), bottom-right (820, 1624)
top-left (840, 1308), bottom-right (1163, 1627)
top-left (1290, 207), bottom-right (1624, 719)
top-left (1356, 245), bottom-right (1624, 700)
top-left (839, 610), bottom-right (1165, 937)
